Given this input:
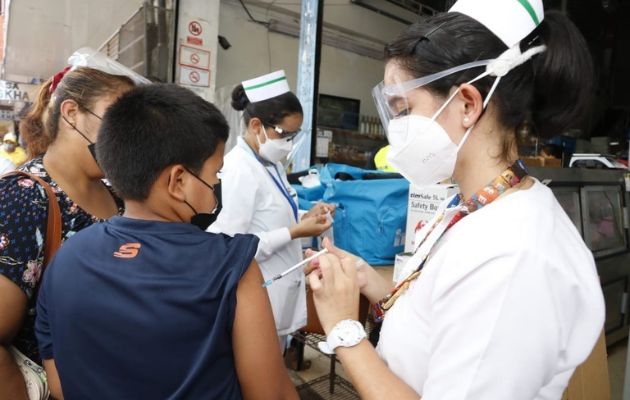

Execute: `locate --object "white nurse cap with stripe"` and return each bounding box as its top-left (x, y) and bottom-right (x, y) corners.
top-left (450, 0), bottom-right (544, 48)
top-left (242, 70), bottom-right (291, 103)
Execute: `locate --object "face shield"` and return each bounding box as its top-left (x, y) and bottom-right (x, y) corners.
top-left (67, 47), bottom-right (151, 85)
top-left (372, 59), bottom-right (492, 140)
top-left (372, 41), bottom-right (547, 141)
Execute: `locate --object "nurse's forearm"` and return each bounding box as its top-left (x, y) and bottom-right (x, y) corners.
top-left (254, 228), bottom-right (292, 261)
top-left (335, 341), bottom-right (420, 400)
top-left (361, 265), bottom-right (395, 304)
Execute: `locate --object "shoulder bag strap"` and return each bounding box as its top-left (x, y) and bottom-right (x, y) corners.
top-left (1, 171), bottom-right (63, 267)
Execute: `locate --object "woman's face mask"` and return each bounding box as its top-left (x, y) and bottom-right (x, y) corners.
top-left (62, 107), bottom-right (102, 166)
top-left (257, 125), bottom-right (293, 163)
top-left (386, 89), bottom-right (473, 188)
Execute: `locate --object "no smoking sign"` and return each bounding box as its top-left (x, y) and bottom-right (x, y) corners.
top-left (179, 65), bottom-right (210, 87)
top-left (178, 45), bottom-right (210, 70)
top-left (188, 21), bottom-right (202, 36)
top-left (189, 70), bottom-right (200, 83)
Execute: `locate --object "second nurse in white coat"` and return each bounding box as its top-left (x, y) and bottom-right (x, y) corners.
top-left (209, 70), bottom-right (333, 348)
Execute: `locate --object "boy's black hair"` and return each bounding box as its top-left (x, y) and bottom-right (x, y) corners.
top-left (96, 84), bottom-right (229, 201)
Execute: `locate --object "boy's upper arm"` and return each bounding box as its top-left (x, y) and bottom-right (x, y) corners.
top-left (35, 272), bottom-right (53, 360)
top-left (232, 261), bottom-right (298, 400)
top-left (43, 359), bottom-right (63, 400)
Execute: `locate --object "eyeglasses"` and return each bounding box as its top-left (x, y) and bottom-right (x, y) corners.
top-left (263, 121), bottom-right (301, 141)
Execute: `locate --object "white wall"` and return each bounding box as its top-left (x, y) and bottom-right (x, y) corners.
top-left (3, 0), bottom-right (144, 81)
top-left (216, 0), bottom-right (407, 117)
top-left (175, 0), bottom-right (220, 101)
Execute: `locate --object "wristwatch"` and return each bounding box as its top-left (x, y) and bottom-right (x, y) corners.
top-left (318, 319), bottom-right (366, 355)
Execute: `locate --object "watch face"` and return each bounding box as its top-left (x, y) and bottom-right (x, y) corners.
top-left (319, 320), bottom-right (366, 354)
top-left (335, 320), bottom-right (365, 344)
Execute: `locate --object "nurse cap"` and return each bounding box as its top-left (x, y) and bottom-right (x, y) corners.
top-left (242, 70), bottom-right (291, 103)
top-left (450, 0), bottom-right (544, 48)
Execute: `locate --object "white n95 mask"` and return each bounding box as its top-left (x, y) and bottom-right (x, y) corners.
top-left (387, 113), bottom-right (469, 188)
top-left (258, 126), bottom-right (293, 163)
top-left (386, 82), bottom-right (474, 189)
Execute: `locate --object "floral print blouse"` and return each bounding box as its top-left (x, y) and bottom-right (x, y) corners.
top-left (0, 157), bottom-right (123, 363)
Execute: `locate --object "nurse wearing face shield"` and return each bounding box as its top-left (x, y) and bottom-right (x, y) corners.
top-left (306, 1), bottom-right (605, 399)
top-left (208, 71), bottom-right (334, 350)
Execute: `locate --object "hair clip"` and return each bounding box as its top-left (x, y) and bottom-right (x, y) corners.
top-left (412, 21), bottom-right (447, 53)
top-left (49, 66), bottom-right (71, 95)
top-left (519, 25), bottom-right (543, 53)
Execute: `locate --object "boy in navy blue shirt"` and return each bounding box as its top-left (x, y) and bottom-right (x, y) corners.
top-left (35, 84), bottom-right (298, 400)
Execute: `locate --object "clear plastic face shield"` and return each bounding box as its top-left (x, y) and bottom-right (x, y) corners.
top-left (372, 44), bottom-right (547, 140)
top-left (67, 47), bottom-right (151, 85)
top-left (372, 59), bottom-right (492, 139)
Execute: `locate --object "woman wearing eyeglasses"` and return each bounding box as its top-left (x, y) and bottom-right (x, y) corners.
top-left (208, 71), bottom-right (334, 350)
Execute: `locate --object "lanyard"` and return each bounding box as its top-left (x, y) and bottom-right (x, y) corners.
top-left (397, 194), bottom-right (464, 283)
top-left (265, 163), bottom-right (299, 222)
top-left (372, 161), bottom-right (528, 322)
top-left (242, 138), bottom-right (299, 222)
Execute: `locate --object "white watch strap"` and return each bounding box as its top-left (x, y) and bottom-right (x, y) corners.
top-left (318, 341), bottom-right (335, 355)
top-left (317, 319), bottom-right (366, 355)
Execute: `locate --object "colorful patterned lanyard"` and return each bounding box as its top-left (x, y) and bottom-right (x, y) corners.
top-left (372, 160), bottom-right (528, 322)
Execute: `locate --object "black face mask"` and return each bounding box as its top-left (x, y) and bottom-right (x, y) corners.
top-left (62, 108), bottom-right (102, 166)
top-left (183, 169), bottom-right (221, 231)
top-left (87, 143), bottom-right (98, 163)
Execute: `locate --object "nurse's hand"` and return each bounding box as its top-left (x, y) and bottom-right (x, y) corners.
top-left (304, 238), bottom-right (368, 289)
top-left (306, 238), bottom-right (394, 304)
top-left (302, 202), bottom-right (336, 219)
top-left (289, 215), bottom-right (332, 239)
top-left (308, 252), bottom-right (360, 334)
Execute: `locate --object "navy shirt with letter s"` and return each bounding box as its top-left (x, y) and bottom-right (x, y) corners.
top-left (35, 216), bottom-right (259, 399)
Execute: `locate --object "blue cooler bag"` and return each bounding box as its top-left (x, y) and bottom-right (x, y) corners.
top-left (320, 164), bottom-right (409, 265)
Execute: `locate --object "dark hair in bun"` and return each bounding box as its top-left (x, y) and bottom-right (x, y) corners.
top-left (231, 84), bottom-right (250, 111)
top-left (231, 83), bottom-right (303, 126)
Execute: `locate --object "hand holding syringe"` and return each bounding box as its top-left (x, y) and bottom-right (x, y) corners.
top-left (262, 248), bottom-right (329, 288)
top-left (262, 238), bottom-right (367, 288)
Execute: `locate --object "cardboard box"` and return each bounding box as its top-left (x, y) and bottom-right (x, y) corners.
top-left (404, 184), bottom-right (459, 253)
top-left (545, 157), bottom-right (562, 168)
top-left (561, 332), bottom-right (610, 400)
top-left (523, 156), bottom-right (562, 168)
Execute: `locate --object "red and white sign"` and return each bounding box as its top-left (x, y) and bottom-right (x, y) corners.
top-left (179, 45), bottom-right (210, 70)
top-left (188, 21), bottom-right (203, 36)
top-left (179, 65), bottom-right (210, 87)
top-left (187, 36), bottom-right (203, 46)
top-left (189, 70), bottom-right (201, 83)
top-left (181, 17), bottom-right (210, 47)
top-left (177, 16), bottom-right (212, 89)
